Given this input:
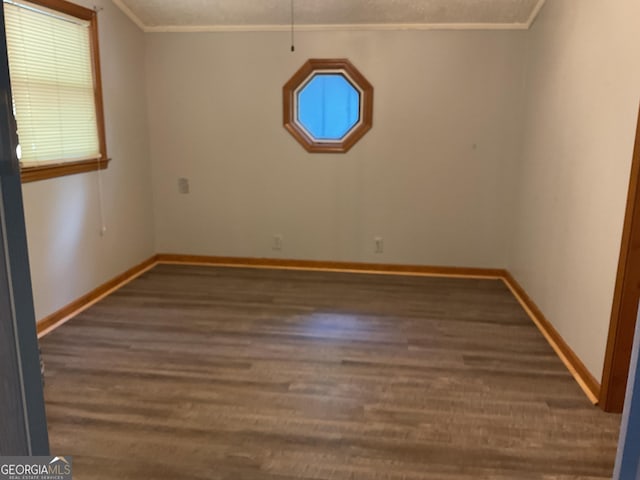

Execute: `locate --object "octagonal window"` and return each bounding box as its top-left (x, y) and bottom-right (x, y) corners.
top-left (297, 74), bottom-right (360, 141)
top-left (283, 59), bottom-right (373, 153)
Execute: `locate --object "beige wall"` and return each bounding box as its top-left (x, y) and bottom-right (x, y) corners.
top-left (145, 30), bottom-right (525, 267)
top-left (509, 0), bottom-right (640, 380)
top-left (22, 0), bottom-right (640, 385)
top-left (21, 0), bottom-right (155, 321)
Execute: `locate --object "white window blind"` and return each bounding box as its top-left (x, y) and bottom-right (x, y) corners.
top-left (4, 0), bottom-right (100, 166)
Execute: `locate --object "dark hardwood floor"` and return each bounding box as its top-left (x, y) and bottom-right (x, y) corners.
top-left (40, 264), bottom-right (621, 479)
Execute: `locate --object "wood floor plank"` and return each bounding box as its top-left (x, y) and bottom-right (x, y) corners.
top-left (40, 265), bottom-right (620, 479)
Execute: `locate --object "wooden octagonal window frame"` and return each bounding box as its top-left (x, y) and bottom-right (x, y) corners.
top-left (283, 59), bottom-right (373, 153)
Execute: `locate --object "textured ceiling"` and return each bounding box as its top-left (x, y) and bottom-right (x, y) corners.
top-left (113, 0), bottom-right (547, 32)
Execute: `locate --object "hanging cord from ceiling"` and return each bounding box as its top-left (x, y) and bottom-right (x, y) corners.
top-left (290, 0), bottom-right (295, 52)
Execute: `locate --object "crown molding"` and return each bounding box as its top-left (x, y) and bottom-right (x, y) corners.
top-left (112, 0), bottom-right (544, 33)
top-left (526, 0), bottom-right (547, 28)
top-left (143, 22), bottom-right (530, 33)
top-left (112, 0), bottom-right (146, 30)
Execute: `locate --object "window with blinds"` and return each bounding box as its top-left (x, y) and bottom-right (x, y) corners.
top-left (3, 0), bottom-right (106, 176)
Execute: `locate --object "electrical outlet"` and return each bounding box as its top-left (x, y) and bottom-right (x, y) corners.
top-left (374, 236), bottom-right (384, 254)
top-left (273, 234), bottom-right (283, 251)
top-left (178, 177), bottom-right (190, 194)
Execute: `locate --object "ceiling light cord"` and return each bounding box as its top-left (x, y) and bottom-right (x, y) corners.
top-left (290, 0), bottom-right (295, 52)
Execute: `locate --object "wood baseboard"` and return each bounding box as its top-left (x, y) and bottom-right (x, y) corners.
top-left (501, 271), bottom-right (601, 404)
top-left (36, 255), bottom-right (158, 337)
top-left (155, 254), bottom-right (504, 279)
top-left (35, 252), bottom-right (602, 406)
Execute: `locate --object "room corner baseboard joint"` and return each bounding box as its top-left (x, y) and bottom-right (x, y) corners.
top-left (501, 271), bottom-right (600, 404)
top-left (36, 255), bottom-right (158, 338)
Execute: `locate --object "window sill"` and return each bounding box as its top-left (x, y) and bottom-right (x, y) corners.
top-left (21, 157), bottom-right (111, 183)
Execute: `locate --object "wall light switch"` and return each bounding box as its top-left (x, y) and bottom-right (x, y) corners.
top-left (178, 177), bottom-right (190, 194)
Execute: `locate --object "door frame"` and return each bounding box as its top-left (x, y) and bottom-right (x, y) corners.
top-left (601, 105), bottom-right (640, 413)
top-left (613, 303), bottom-right (640, 478)
top-left (0, 1), bottom-right (49, 454)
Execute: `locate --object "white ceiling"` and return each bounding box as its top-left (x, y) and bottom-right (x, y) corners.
top-left (113, 0), bottom-right (547, 32)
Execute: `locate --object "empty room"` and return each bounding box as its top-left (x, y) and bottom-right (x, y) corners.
top-left (1, 0), bottom-right (640, 478)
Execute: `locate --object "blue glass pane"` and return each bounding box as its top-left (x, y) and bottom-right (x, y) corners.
top-left (297, 74), bottom-right (360, 140)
